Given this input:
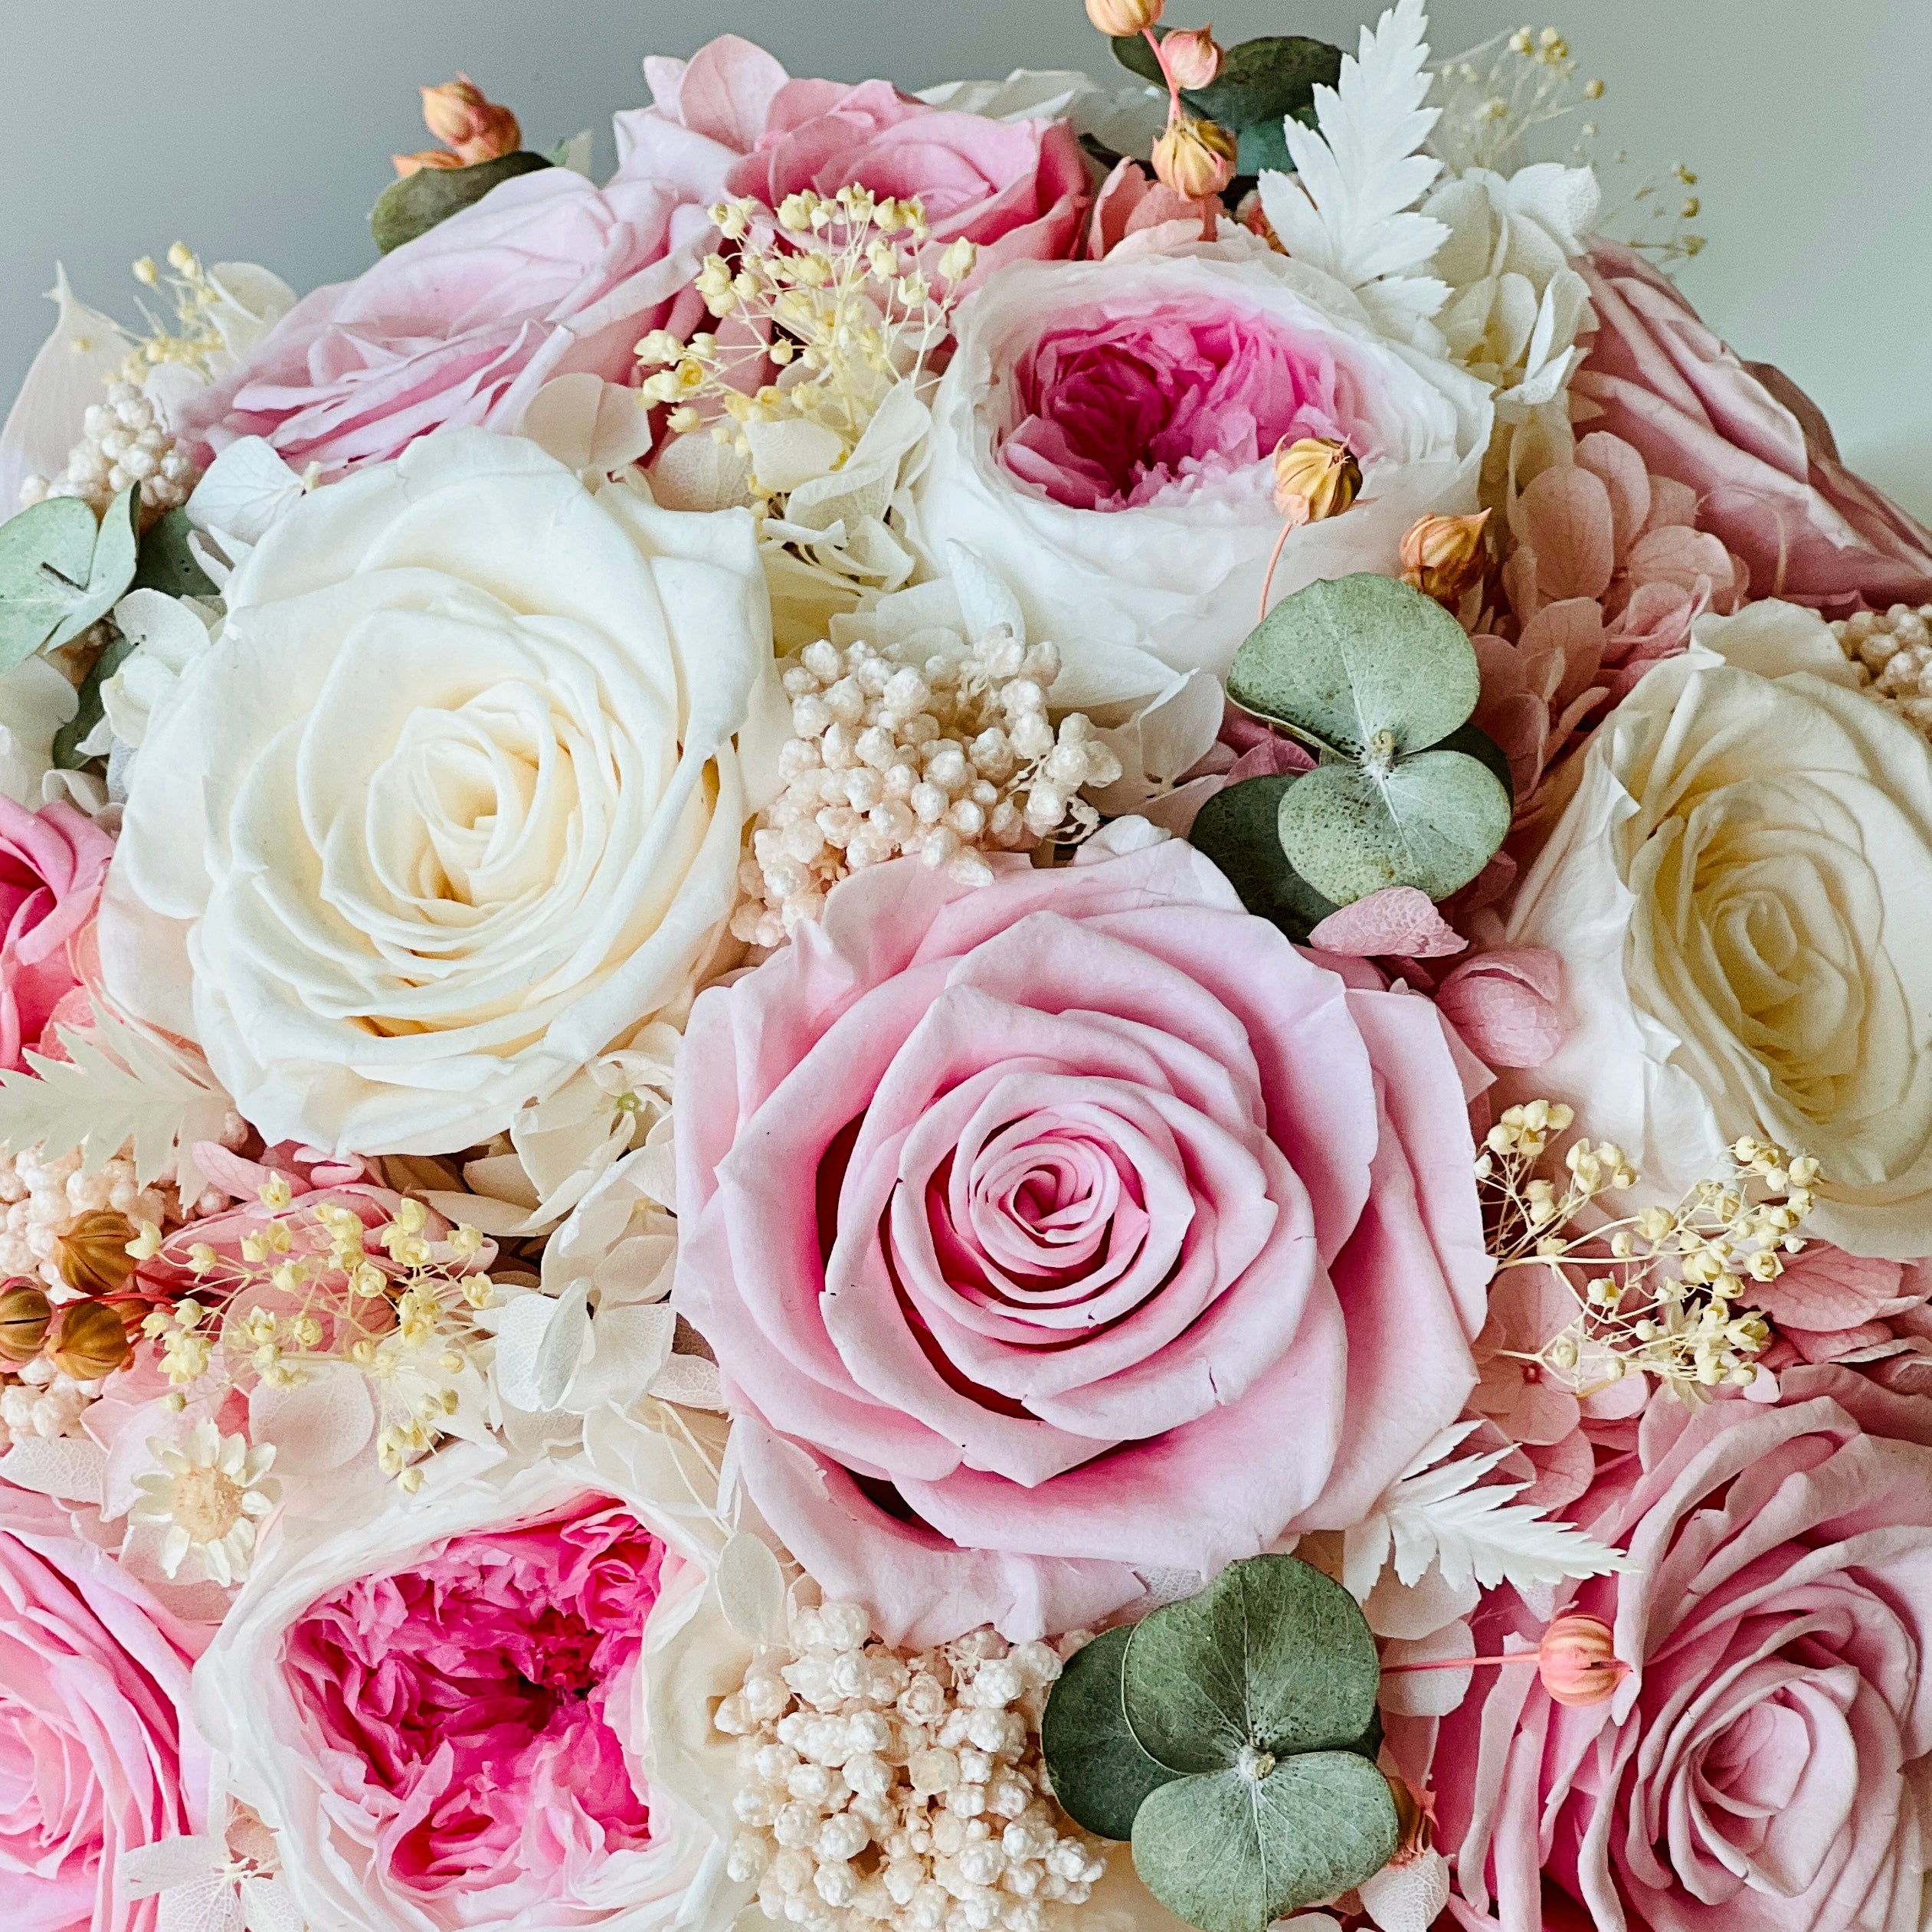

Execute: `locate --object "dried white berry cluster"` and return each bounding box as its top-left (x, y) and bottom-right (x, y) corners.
top-left (0, 1360), bottom-right (94, 1446)
top-left (18, 381), bottom-right (197, 516)
top-left (0, 1147), bottom-right (172, 1289)
top-left (715, 1600), bottom-right (1107, 1932)
top-left (1832, 603), bottom-right (1932, 738)
top-left (734, 631), bottom-right (1124, 948)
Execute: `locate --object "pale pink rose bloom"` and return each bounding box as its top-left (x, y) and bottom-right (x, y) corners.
top-left (282, 1499), bottom-right (668, 1915)
top-left (1434, 1367), bottom-right (1932, 1932)
top-left (1575, 240), bottom-right (1932, 616)
top-left (178, 167), bottom-right (724, 478)
top-left (614, 35), bottom-right (1087, 280)
top-left (0, 1482), bottom-right (205, 1931)
top-left (0, 797), bottom-right (113, 1071)
top-left (673, 839), bottom-right (1492, 1645)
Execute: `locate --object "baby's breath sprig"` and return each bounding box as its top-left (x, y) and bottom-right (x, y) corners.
top-left (636, 187), bottom-right (977, 494)
top-left (1478, 1102), bottom-right (1822, 1402)
top-left (138, 1182), bottom-right (496, 1492)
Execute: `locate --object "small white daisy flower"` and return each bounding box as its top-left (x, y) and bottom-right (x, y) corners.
top-left (129, 1420), bottom-right (279, 1585)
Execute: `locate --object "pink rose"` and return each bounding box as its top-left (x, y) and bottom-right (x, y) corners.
top-left (673, 840), bottom-right (1492, 1645)
top-left (1434, 1368), bottom-right (1932, 1932)
top-left (178, 166), bottom-right (723, 478)
top-left (1574, 241), bottom-right (1932, 617)
top-left (613, 35), bottom-right (1087, 278)
top-left (0, 1482), bottom-right (205, 1931)
top-left (0, 798), bottom-right (112, 1072)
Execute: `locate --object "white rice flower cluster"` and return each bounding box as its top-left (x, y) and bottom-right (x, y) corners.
top-left (715, 1601), bottom-right (1107, 1932)
top-left (734, 630), bottom-right (1124, 948)
top-left (1832, 603), bottom-right (1932, 739)
top-left (0, 1146), bottom-right (172, 1290)
top-left (18, 380), bottom-right (196, 516)
top-left (0, 1358), bottom-right (93, 1446)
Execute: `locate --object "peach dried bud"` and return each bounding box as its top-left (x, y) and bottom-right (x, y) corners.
top-left (1151, 117), bottom-right (1238, 201)
top-left (391, 148), bottom-right (470, 178)
top-left (1538, 1614), bottom-right (1629, 1708)
top-left (418, 74), bottom-right (521, 165)
top-left (0, 1281), bottom-right (51, 1364)
top-left (1402, 509), bottom-right (1492, 606)
top-left (54, 1210), bottom-right (140, 1298)
top-left (1161, 25), bottom-right (1223, 90)
top-left (1272, 436), bottom-right (1362, 523)
top-left (1086, 0), bottom-right (1164, 34)
top-left (48, 1299), bottom-right (133, 1382)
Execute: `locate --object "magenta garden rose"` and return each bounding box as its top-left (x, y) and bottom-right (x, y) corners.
top-left (673, 837), bottom-right (1493, 1646)
top-left (0, 796), bottom-right (113, 1072)
top-left (0, 1483), bottom-right (205, 1932)
top-left (1433, 1367), bottom-right (1932, 1932)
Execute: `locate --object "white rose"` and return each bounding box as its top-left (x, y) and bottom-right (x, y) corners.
top-left (909, 237), bottom-right (1492, 680)
top-left (192, 1419), bottom-right (753, 1932)
top-left (1507, 600), bottom-right (1932, 1258)
top-left (99, 428), bottom-right (770, 1155)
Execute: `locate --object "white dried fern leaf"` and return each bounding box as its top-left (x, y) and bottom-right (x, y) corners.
top-left (0, 1001), bottom-right (230, 1199)
top-left (1257, 0), bottom-right (1451, 337)
top-left (1344, 1423), bottom-right (1629, 1598)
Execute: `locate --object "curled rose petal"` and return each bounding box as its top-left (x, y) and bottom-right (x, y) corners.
top-left (1433, 948), bottom-right (1567, 1069)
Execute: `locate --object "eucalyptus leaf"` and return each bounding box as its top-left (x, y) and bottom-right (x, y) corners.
top-left (370, 151), bottom-right (552, 254)
top-left (52, 631), bottom-right (134, 770)
top-left (0, 488), bottom-right (139, 670)
top-left (1236, 120), bottom-right (1292, 177)
top-left (1111, 32), bottom-right (1342, 129)
top-left (1277, 749), bottom-right (1511, 905)
top-left (1130, 1751), bottom-right (1400, 1932)
top-left (1229, 575), bottom-right (1478, 758)
top-left (1187, 775), bottom-right (1338, 941)
top-left (1040, 1626), bottom-right (1182, 1841)
top-left (1122, 1554), bottom-right (1381, 1773)
top-left (133, 509), bottom-right (217, 599)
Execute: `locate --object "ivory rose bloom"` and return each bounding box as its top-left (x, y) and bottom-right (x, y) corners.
top-left (673, 838), bottom-right (1492, 1646)
top-left (1435, 1369), bottom-right (1932, 1932)
top-left (1505, 599), bottom-right (1932, 1258)
top-left (909, 240), bottom-right (1493, 679)
top-left (99, 429), bottom-right (769, 1156)
top-left (192, 1422), bottom-right (752, 1932)
top-left (0, 1482), bottom-right (205, 1931)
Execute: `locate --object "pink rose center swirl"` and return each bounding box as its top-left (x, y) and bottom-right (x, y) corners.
top-left (283, 1503), bottom-right (664, 1899)
top-left (996, 300), bottom-right (1376, 512)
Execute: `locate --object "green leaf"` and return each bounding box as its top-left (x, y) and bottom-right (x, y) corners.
top-left (1122, 1555), bottom-right (1382, 1773)
top-left (1130, 1752), bottom-right (1400, 1932)
top-left (1111, 32), bottom-right (1342, 131)
top-left (1112, 31), bottom-right (1169, 87)
top-left (0, 487), bottom-right (141, 673)
top-left (1041, 1626), bottom-right (1183, 1841)
top-left (1277, 749), bottom-right (1512, 905)
top-left (51, 631), bottom-right (135, 770)
top-left (1187, 774), bottom-right (1338, 941)
top-left (1236, 120), bottom-right (1292, 176)
top-left (1229, 575), bottom-right (1479, 759)
top-left (132, 509), bottom-right (216, 599)
top-left (370, 151), bottom-right (552, 254)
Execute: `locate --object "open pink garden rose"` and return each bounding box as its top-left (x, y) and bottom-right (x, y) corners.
top-left (673, 838), bottom-right (1492, 1645)
top-left (1434, 1367), bottom-right (1932, 1932)
top-left (0, 1483), bottom-right (205, 1932)
top-left (0, 796), bottom-right (113, 1072)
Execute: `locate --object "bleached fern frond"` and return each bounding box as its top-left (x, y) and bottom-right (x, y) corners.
top-left (1342, 1423), bottom-right (1629, 1600)
top-left (0, 1001), bottom-right (231, 1200)
top-left (1258, 0), bottom-right (1452, 338)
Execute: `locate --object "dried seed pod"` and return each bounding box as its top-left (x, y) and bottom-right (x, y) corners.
top-left (54, 1210), bottom-right (139, 1298)
top-left (48, 1299), bottom-right (133, 1381)
top-left (0, 1280), bottom-right (52, 1364)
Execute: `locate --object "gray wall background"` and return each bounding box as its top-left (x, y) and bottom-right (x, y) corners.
top-left (2, 0), bottom-right (1927, 517)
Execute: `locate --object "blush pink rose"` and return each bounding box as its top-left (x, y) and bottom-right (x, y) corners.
top-left (0, 1482), bottom-right (205, 1932)
top-left (283, 1501), bottom-right (665, 1908)
top-left (1434, 1367), bottom-right (1932, 1932)
top-left (613, 34), bottom-right (1086, 280)
top-left (673, 839), bottom-right (1492, 1645)
top-left (0, 797), bottom-right (113, 1071)
top-left (1574, 241), bottom-right (1932, 617)
top-left (178, 166), bottom-right (724, 478)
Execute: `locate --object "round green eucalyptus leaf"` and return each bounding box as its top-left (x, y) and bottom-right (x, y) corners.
top-left (1040, 1626), bottom-right (1181, 1841)
top-left (1130, 1752), bottom-right (1401, 1932)
top-left (1229, 574), bottom-right (1480, 758)
top-left (0, 496), bottom-right (105, 670)
top-left (1121, 1555), bottom-right (1381, 1774)
top-left (371, 151), bottom-right (552, 254)
top-left (1276, 748), bottom-right (1511, 906)
top-left (1187, 774), bottom-right (1338, 941)
top-left (133, 509), bottom-right (217, 599)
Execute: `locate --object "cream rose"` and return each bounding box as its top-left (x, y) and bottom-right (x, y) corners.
top-left (908, 237), bottom-right (1492, 680)
top-left (1507, 600), bottom-right (1932, 1258)
top-left (99, 428), bottom-right (770, 1155)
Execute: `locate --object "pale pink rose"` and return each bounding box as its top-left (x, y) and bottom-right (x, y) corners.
top-left (178, 167), bottom-right (723, 477)
top-left (1433, 948), bottom-right (1568, 1069)
top-left (1086, 158), bottom-right (1219, 258)
top-left (614, 35), bottom-right (1087, 280)
top-left (1435, 1367), bottom-right (1932, 1932)
top-left (1574, 241), bottom-right (1932, 616)
top-left (0, 1482), bottom-right (205, 1931)
top-left (0, 797), bottom-right (113, 1071)
top-left (1751, 1247), bottom-right (1932, 1397)
top-left (673, 839), bottom-right (1492, 1645)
